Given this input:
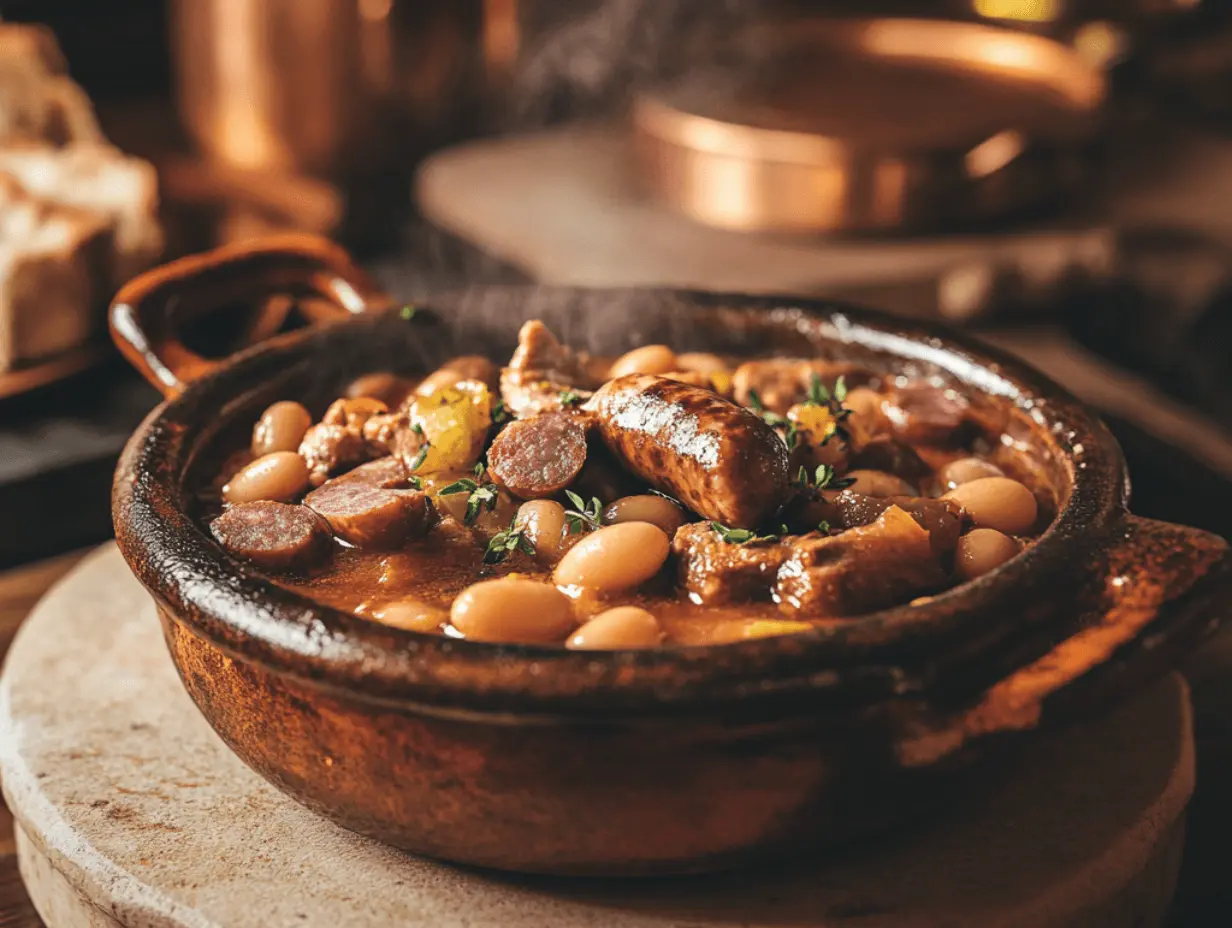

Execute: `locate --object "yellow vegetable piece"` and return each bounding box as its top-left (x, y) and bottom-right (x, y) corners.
top-left (709, 370), bottom-right (733, 396)
top-left (407, 381), bottom-right (491, 475)
top-left (787, 403), bottom-right (837, 446)
top-left (740, 619), bottom-right (815, 640)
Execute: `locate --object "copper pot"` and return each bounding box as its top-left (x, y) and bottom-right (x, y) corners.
top-left (169, 0), bottom-right (517, 176)
top-left (109, 236), bottom-right (1230, 876)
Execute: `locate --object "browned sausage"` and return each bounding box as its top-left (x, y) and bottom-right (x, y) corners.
top-left (593, 374), bottom-right (790, 528)
top-left (304, 480), bottom-right (433, 548)
top-left (488, 412), bottom-right (588, 500)
top-left (210, 501), bottom-right (330, 571)
top-left (333, 456), bottom-right (411, 489)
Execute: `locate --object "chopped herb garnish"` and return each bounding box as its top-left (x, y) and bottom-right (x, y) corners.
top-left (398, 304), bottom-right (417, 321)
top-left (407, 476), bottom-right (423, 490)
top-left (564, 490), bottom-right (603, 534)
top-left (745, 387), bottom-right (795, 446)
top-left (710, 522), bottom-right (780, 545)
top-left (805, 372), bottom-right (831, 407)
top-left (411, 423), bottom-right (425, 436)
top-left (438, 469), bottom-right (500, 524)
top-left (818, 520), bottom-right (831, 533)
top-left (558, 389), bottom-right (581, 407)
top-left (407, 440), bottom-right (431, 472)
top-left (803, 374), bottom-right (853, 446)
top-left (484, 518), bottom-right (535, 564)
top-left (816, 464), bottom-right (855, 491)
top-left (783, 422), bottom-right (800, 450)
top-left (795, 464), bottom-right (855, 492)
top-left (491, 398), bottom-right (510, 425)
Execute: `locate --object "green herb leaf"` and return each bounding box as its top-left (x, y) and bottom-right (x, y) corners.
top-left (484, 518), bottom-right (531, 564)
top-left (399, 304), bottom-right (417, 321)
top-left (491, 398), bottom-right (511, 425)
top-left (407, 476), bottom-right (423, 490)
top-left (747, 389), bottom-right (765, 413)
top-left (783, 422), bottom-right (800, 450)
top-left (818, 520), bottom-right (831, 533)
top-left (407, 441), bottom-right (430, 472)
top-left (438, 478), bottom-right (478, 496)
top-left (710, 522), bottom-right (779, 545)
top-left (411, 423), bottom-right (425, 436)
top-left (564, 491), bottom-right (603, 534)
top-left (558, 389), bottom-right (581, 407)
top-left (474, 461), bottom-right (486, 479)
top-left (806, 372), bottom-right (831, 407)
top-left (813, 464), bottom-right (855, 492)
top-left (833, 375), bottom-right (848, 403)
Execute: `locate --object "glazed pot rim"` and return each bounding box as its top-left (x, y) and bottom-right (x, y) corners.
top-left (113, 286), bottom-right (1129, 715)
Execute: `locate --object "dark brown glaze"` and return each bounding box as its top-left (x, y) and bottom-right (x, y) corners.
top-left (594, 374), bottom-right (791, 528)
top-left (110, 244), bottom-right (1232, 875)
top-left (488, 412), bottom-right (588, 500)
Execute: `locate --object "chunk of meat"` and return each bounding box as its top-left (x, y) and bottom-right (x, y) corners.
top-left (359, 407), bottom-right (430, 475)
top-left (775, 506), bottom-right (947, 617)
top-left (322, 397), bottom-right (389, 431)
top-left (824, 491), bottom-right (963, 556)
top-left (298, 423), bottom-right (376, 486)
top-left (305, 479), bottom-right (433, 549)
top-left (732, 359), bottom-right (872, 414)
top-left (672, 522), bottom-right (791, 605)
top-left (331, 455), bottom-right (411, 489)
top-left (500, 320), bottom-right (603, 419)
top-left (442, 354), bottom-right (499, 391)
top-left (881, 386), bottom-right (969, 445)
top-left (210, 501), bottom-right (330, 571)
top-left (594, 374), bottom-right (791, 529)
top-left (846, 436), bottom-right (933, 480)
top-left (488, 412), bottom-right (588, 500)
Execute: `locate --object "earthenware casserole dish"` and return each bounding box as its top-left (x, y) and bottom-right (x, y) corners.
top-left (110, 236), bottom-right (1231, 876)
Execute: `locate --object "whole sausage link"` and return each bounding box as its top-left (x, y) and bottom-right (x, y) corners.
top-left (594, 374), bottom-right (790, 528)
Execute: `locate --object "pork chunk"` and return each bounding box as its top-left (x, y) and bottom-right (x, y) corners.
top-left (775, 506), bottom-right (946, 617)
top-left (672, 522), bottom-right (791, 605)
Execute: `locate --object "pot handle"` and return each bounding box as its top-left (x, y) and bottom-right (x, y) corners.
top-left (109, 234), bottom-right (393, 396)
top-left (898, 516), bottom-right (1230, 767)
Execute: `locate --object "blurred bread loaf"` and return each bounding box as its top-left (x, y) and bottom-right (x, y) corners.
top-left (0, 22), bottom-right (103, 146)
top-left (0, 22), bottom-right (161, 371)
top-left (0, 143), bottom-right (162, 287)
top-left (0, 174), bottom-right (109, 371)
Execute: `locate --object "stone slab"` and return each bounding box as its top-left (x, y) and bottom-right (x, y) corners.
top-left (0, 546), bottom-right (1194, 927)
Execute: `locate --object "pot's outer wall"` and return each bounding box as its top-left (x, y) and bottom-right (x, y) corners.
top-left (113, 286), bottom-right (1231, 874)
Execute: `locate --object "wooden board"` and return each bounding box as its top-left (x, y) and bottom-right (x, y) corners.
top-left (0, 546), bottom-right (1195, 928)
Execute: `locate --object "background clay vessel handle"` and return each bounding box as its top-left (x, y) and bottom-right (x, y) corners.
top-left (899, 515), bottom-right (1230, 767)
top-left (109, 234), bottom-right (392, 397)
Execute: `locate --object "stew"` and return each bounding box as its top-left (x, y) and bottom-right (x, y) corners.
top-left (202, 320), bottom-right (1053, 648)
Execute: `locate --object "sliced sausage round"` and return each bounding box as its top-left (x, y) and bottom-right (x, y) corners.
top-left (305, 480), bottom-right (432, 549)
top-left (210, 501), bottom-right (330, 571)
top-left (488, 412), bottom-right (588, 500)
top-left (594, 374), bottom-right (790, 528)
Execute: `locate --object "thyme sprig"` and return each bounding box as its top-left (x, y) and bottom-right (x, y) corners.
top-left (747, 389), bottom-right (799, 449)
top-left (438, 463), bottom-right (499, 524)
top-left (709, 522), bottom-right (782, 545)
top-left (564, 490), bottom-right (603, 534)
top-left (484, 518), bottom-right (536, 564)
top-left (795, 464), bottom-right (856, 492)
